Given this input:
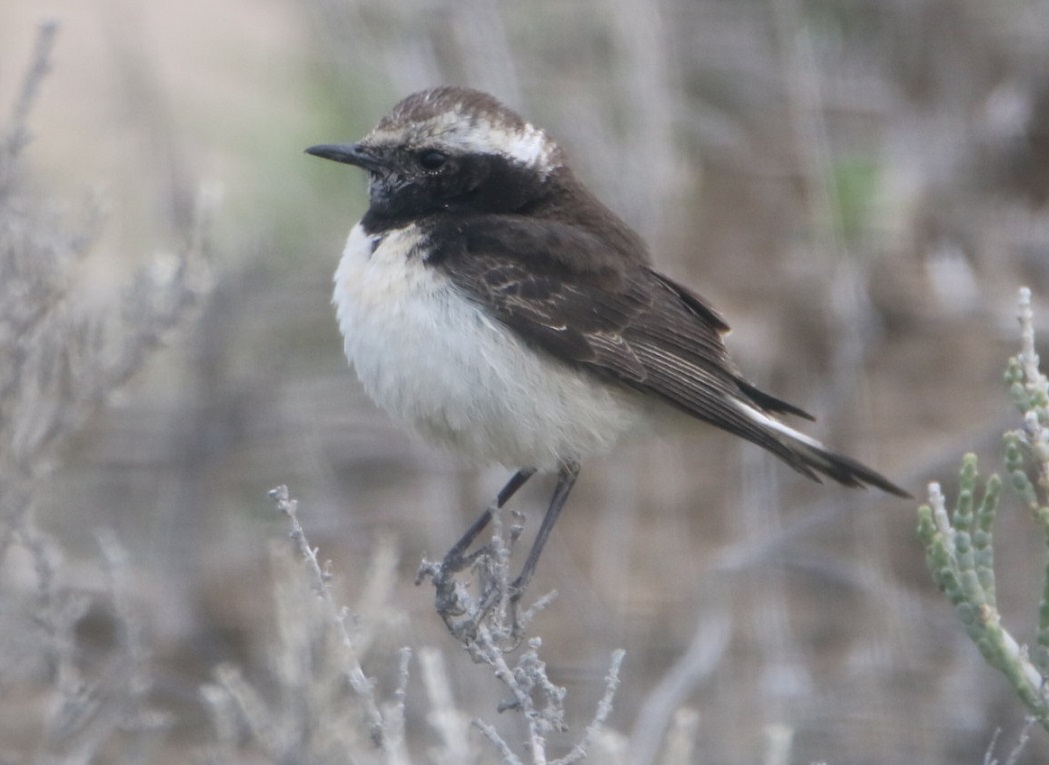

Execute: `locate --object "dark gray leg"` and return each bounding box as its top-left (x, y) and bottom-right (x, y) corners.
top-left (440, 467), bottom-right (537, 574)
top-left (510, 461), bottom-right (580, 598)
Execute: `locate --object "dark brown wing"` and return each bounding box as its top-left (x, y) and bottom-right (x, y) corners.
top-left (428, 216), bottom-right (820, 473)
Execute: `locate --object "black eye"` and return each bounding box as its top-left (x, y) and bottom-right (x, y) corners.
top-left (418, 150), bottom-right (449, 170)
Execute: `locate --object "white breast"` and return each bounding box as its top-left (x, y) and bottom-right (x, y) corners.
top-left (333, 222), bottom-right (648, 470)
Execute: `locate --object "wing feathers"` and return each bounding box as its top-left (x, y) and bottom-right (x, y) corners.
top-left (432, 216), bottom-right (907, 496)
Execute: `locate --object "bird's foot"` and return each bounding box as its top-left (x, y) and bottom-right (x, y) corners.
top-left (415, 507), bottom-right (554, 648)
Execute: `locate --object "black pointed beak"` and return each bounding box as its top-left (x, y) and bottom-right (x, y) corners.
top-left (305, 143), bottom-right (388, 173)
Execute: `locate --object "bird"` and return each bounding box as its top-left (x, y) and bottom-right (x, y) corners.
top-left (306, 86), bottom-right (909, 599)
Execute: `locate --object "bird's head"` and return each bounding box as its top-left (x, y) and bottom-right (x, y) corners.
top-left (307, 87), bottom-right (565, 220)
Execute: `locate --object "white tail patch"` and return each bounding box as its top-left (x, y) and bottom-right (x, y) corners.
top-left (735, 399), bottom-right (826, 450)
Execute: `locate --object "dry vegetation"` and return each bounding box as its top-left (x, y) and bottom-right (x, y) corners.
top-left (2, 1), bottom-right (1049, 763)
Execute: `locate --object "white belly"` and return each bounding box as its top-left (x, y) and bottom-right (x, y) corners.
top-left (333, 222), bottom-right (647, 469)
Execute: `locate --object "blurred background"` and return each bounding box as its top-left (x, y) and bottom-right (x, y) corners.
top-left (2, 0), bottom-right (1049, 762)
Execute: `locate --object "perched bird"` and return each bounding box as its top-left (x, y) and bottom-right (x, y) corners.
top-left (306, 87), bottom-right (908, 597)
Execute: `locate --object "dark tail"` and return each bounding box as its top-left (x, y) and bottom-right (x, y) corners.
top-left (737, 398), bottom-right (911, 498)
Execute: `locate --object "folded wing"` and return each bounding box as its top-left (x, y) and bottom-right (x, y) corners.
top-left (432, 215), bottom-right (908, 496)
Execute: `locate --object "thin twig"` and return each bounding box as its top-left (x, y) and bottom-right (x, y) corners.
top-left (1, 19), bottom-right (60, 182)
top-left (268, 485), bottom-right (387, 747)
top-left (554, 650), bottom-right (626, 765)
